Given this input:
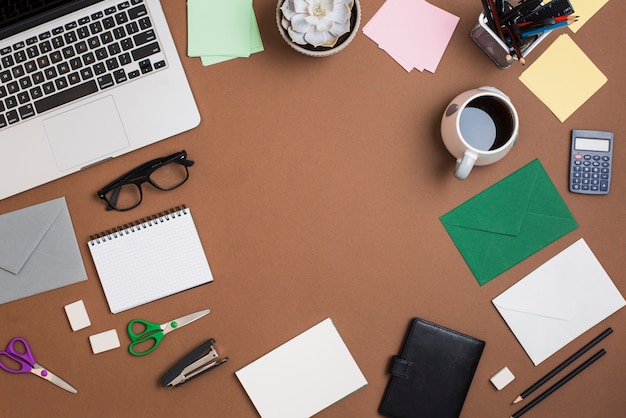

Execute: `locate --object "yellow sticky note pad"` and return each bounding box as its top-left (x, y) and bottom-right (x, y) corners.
top-left (519, 34), bottom-right (607, 122)
top-left (569, 0), bottom-right (609, 33)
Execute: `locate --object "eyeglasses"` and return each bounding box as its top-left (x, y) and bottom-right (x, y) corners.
top-left (97, 150), bottom-right (194, 211)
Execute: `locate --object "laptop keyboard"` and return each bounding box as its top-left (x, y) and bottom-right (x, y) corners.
top-left (0, 0), bottom-right (166, 130)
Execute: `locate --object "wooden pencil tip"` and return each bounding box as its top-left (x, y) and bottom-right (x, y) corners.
top-left (520, 57), bottom-right (526, 65)
top-left (512, 395), bottom-right (523, 404)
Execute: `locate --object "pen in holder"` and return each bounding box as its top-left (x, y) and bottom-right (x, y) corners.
top-left (470, 12), bottom-right (549, 69)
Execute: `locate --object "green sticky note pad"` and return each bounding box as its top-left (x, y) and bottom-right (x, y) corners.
top-left (187, 0), bottom-right (253, 58)
top-left (200, 7), bottom-right (264, 66)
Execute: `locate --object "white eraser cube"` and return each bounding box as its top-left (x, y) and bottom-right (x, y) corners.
top-left (89, 329), bottom-right (120, 354)
top-left (490, 366), bottom-right (515, 390)
top-left (64, 300), bottom-right (91, 331)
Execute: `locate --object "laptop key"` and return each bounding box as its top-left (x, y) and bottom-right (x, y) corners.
top-left (131, 42), bottom-right (159, 61)
top-left (97, 74), bottom-right (114, 89)
top-left (133, 29), bottom-right (155, 46)
top-left (113, 69), bottom-right (127, 83)
top-left (6, 110), bottom-right (19, 124)
top-left (5, 96), bottom-right (18, 108)
top-left (0, 115), bottom-right (6, 128)
top-left (18, 104), bottom-right (35, 119)
top-left (34, 80), bottom-right (98, 113)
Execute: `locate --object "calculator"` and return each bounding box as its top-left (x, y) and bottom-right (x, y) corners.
top-left (569, 130), bottom-right (614, 194)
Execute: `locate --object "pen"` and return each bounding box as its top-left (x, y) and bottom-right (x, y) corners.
top-left (511, 349), bottom-right (607, 418)
top-left (517, 18), bottom-right (556, 28)
top-left (512, 328), bottom-right (613, 404)
top-left (519, 19), bottom-right (571, 39)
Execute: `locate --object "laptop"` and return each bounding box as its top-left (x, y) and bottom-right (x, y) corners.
top-left (0, 0), bottom-right (200, 200)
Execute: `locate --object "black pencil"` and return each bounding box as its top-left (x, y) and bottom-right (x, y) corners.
top-left (511, 349), bottom-right (607, 418)
top-left (512, 327), bottom-right (613, 404)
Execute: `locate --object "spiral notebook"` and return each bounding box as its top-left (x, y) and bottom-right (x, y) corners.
top-left (87, 206), bottom-right (213, 314)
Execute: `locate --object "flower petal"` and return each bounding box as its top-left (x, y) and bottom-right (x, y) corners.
top-left (304, 29), bottom-right (330, 47)
top-left (329, 3), bottom-right (350, 23)
top-left (280, 0), bottom-right (295, 19)
top-left (294, 0), bottom-right (309, 14)
top-left (291, 14), bottom-right (312, 33)
top-left (288, 27), bottom-right (308, 45)
top-left (329, 19), bottom-right (349, 37)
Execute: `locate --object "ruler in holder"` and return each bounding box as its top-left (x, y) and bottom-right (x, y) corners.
top-left (518, 0), bottom-right (575, 23)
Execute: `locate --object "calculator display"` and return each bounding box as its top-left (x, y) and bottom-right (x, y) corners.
top-left (574, 137), bottom-right (610, 152)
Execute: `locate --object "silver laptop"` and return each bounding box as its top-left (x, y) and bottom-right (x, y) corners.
top-left (0, 0), bottom-right (200, 200)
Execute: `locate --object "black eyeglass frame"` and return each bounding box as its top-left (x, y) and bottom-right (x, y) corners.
top-left (97, 150), bottom-right (194, 211)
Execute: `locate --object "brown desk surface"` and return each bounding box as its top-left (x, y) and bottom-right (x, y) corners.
top-left (2, 1), bottom-right (625, 417)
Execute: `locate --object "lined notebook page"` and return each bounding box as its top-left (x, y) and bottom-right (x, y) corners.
top-left (88, 207), bottom-right (213, 313)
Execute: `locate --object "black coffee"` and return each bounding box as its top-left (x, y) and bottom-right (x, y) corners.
top-left (459, 96), bottom-right (515, 151)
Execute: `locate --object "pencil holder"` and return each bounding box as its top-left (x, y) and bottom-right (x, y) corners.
top-left (470, 12), bottom-right (549, 69)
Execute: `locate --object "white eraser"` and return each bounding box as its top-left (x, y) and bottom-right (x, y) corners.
top-left (490, 367), bottom-right (515, 390)
top-left (89, 329), bottom-right (120, 354)
top-left (64, 300), bottom-right (91, 331)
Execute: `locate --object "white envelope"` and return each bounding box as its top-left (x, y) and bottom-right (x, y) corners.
top-left (493, 238), bottom-right (625, 365)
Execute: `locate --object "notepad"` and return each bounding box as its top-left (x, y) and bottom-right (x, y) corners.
top-left (362, 0), bottom-right (459, 73)
top-left (519, 34), bottom-right (607, 122)
top-left (187, 0), bottom-right (263, 66)
top-left (87, 206), bottom-right (213, 314)
top-left (236, 318), bottom-right (368, 418)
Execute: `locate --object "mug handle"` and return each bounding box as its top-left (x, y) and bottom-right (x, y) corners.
top-left (455, 151), bottom-right (477, 180)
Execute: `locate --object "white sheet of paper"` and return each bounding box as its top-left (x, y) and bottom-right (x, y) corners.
top-left (493, 239), bottom-right (625, 365)
top-left (235, 318), bottom-right (367, 418)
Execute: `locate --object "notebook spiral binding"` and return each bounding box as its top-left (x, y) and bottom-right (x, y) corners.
top-left (89, 205), bottom-right (188, 245)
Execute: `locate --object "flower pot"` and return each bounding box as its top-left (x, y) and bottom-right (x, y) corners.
top-left (276, 0), bottom-right (361, 57)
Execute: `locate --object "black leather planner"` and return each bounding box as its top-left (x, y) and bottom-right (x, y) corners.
top-left (379, 318), bottom-right (485, 418)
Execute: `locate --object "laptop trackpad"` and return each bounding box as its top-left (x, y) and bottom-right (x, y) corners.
top-left (44, 96), bottom-right (129, 171)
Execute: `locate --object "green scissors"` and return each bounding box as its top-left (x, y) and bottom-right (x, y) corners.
top-left (127, 309), bottom-right (210, 356)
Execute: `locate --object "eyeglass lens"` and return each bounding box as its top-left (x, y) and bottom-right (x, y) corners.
top-left (104, 161), bottom-right (190, 210)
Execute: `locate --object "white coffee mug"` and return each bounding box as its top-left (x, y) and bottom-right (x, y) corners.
top-left (441, 86), bottom-right (519, 180)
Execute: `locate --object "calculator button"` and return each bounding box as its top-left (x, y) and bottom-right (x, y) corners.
top-left (583, 155), bottom-right (591, 160)
top-left (574, 153), bottom-right (583, 160)
top-left (600, 181), bottom-right (609, 192)
top-left (582, 184), bottom-right (590, 190)
top-left (593, 155), bottom-right (600, 161)
top-left (602, 156), bottom-right (610, 161)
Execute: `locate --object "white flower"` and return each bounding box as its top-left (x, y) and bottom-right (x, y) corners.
top-left (281, 0), bottom-right (353, 48)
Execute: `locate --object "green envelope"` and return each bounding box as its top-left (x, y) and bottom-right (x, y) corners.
top-left (440, 159), bottom-right (578, 285)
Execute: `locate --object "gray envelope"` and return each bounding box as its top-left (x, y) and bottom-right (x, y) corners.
top-left (0, 197), bottom-right (87, 304)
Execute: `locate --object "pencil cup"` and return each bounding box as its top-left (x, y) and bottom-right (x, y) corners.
top-left (470, 12), bottom-right (549, 69)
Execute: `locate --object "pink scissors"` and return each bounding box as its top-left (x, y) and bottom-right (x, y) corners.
top-left (0, 337), bottom-right (77, 394)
